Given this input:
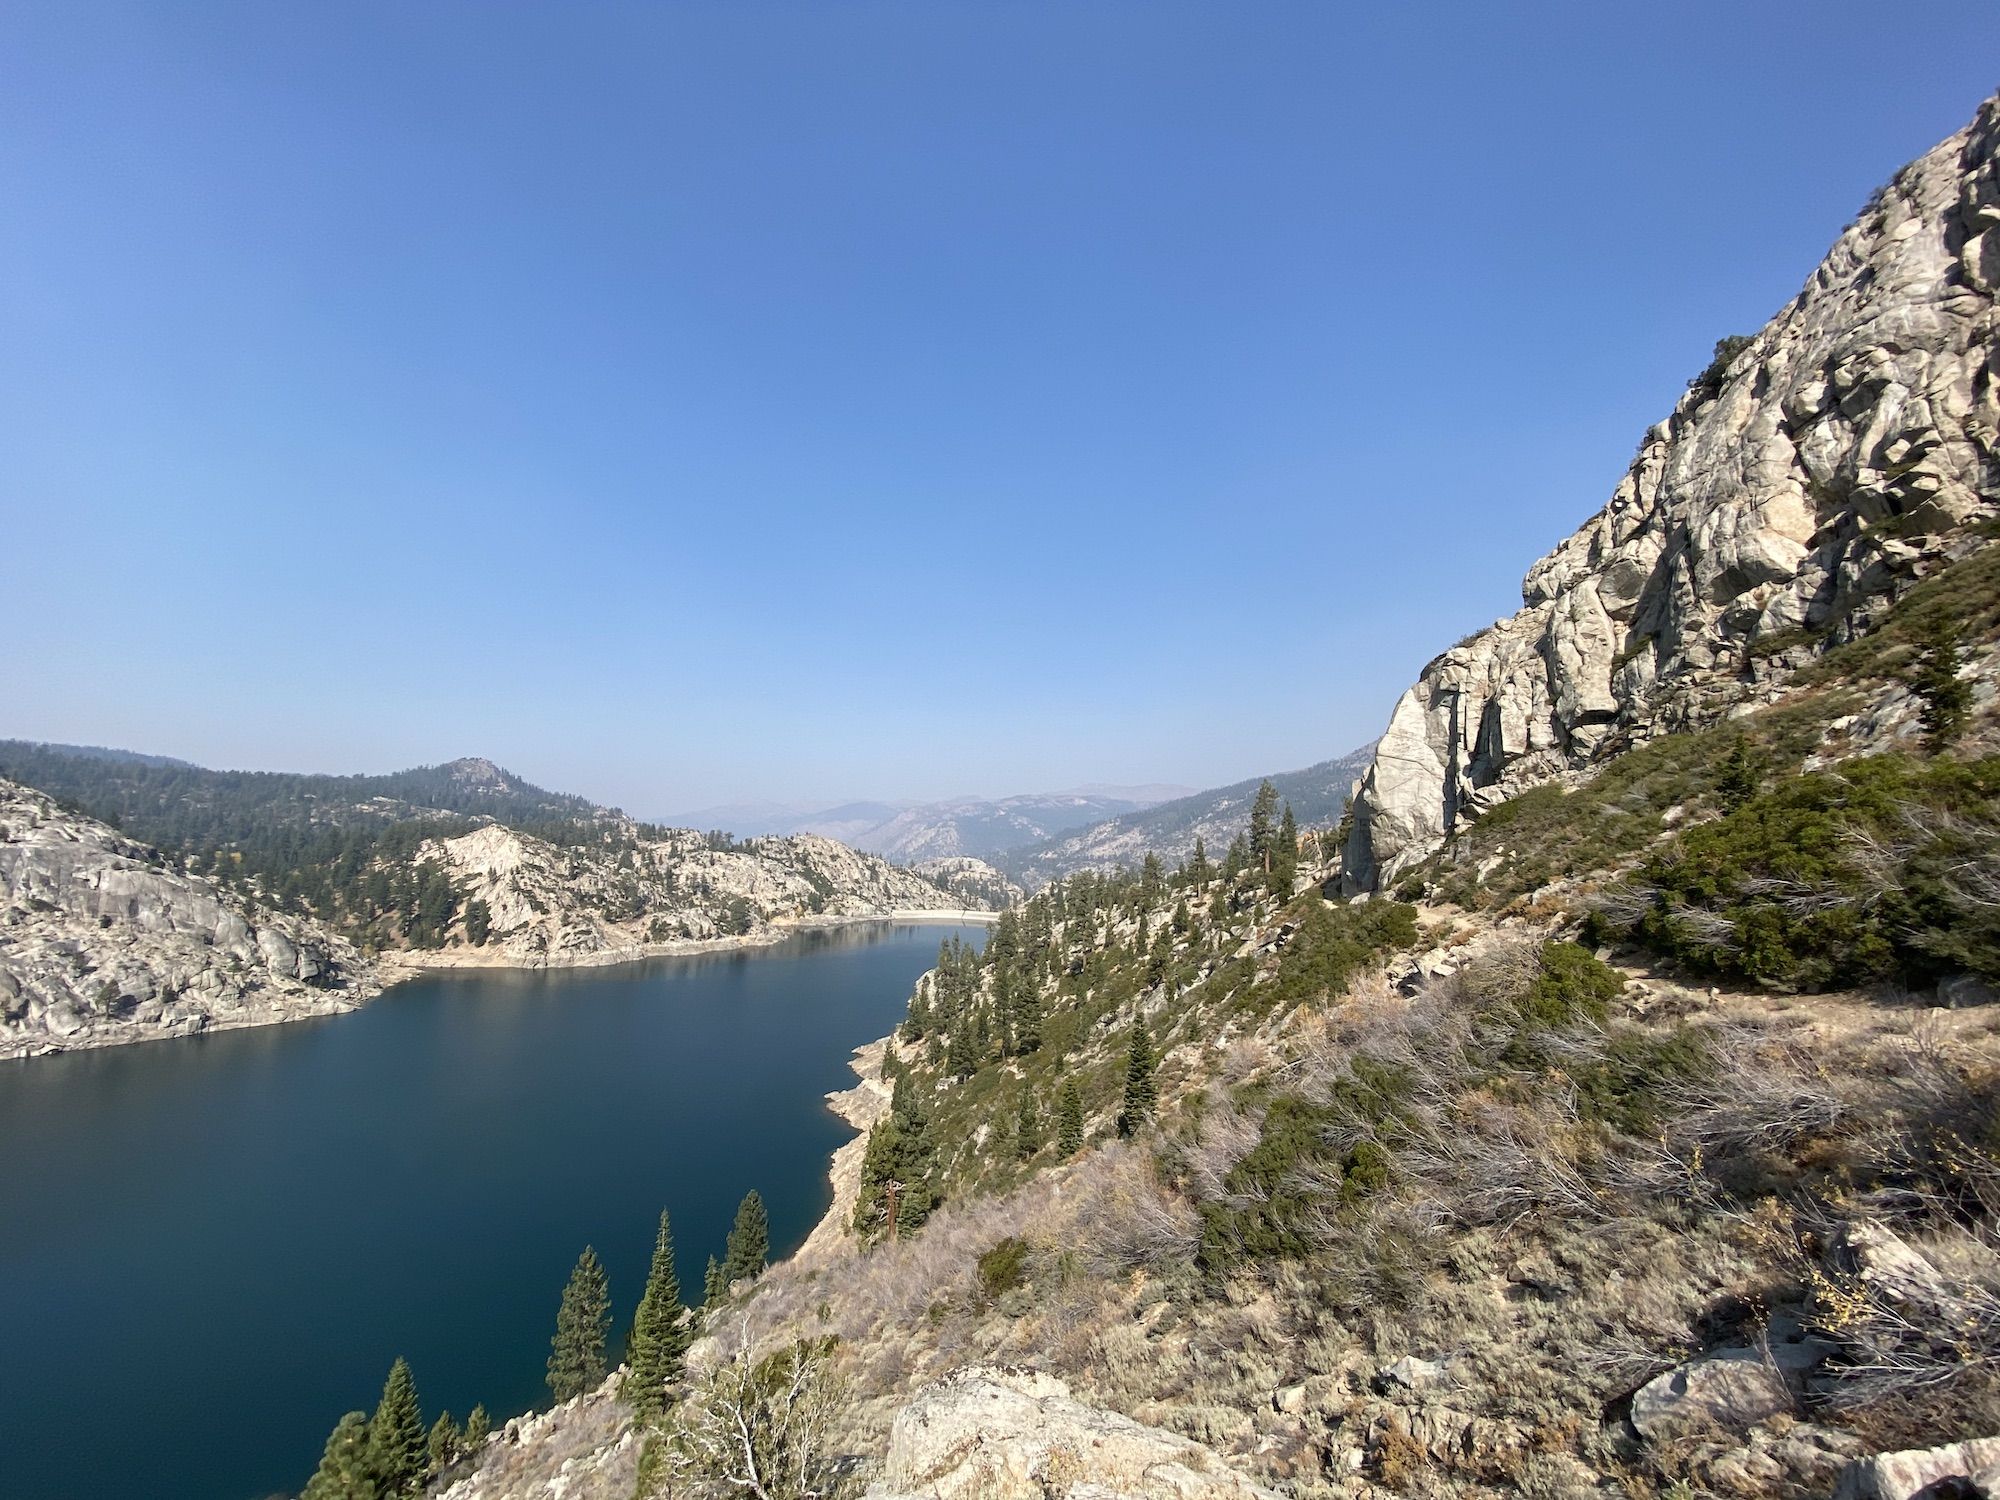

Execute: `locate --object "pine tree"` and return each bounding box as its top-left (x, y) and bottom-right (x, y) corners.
top-left (625, 1209), bottom-right (688, 1420)
top-left (463, 1405), bottom-right (491, 1450)
top-left (427, 1411), bottom-right (460, 1474)
top-left (1716, 737), bottom-right (1763, 810)
top-left (302, 1411), bottom-right (377, 1500)
top-left (1913, 616), bottom-right (1972, 751)
top-left (854, 1081), bottom-right (938, 1241)
top-left (547, 1246), bottom-right (612, 1402)
top-left (631, 1433), bottom-right (667, 1500)
top-left (369, 1357), bottom-right (427, 1496)
top-left (1008, 973), bottom-right (1042, 1055)
top-left (945, 1021), bottom-right (976, 1079)
top-left (1271, 803), bottom-right (1299, 896)
top-left (1248, 780), bottom-right (1279, 872)
top-left (703, 1254), bottom-right (726, 1307)
top-left (722, 1190), bottom-right (769, 1285)
top-left (1057, 1080), bottom-right (1085, 1156)
top-left (1014, 1087), bottom-right (1042, 1159)
top-left (1116, 1020), bottom-right (1156, 1139)
top-left (1189, 835), bottom-right (1210, 884)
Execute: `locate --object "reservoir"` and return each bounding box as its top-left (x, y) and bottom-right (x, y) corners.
top-left (0, 920), bottom-right (983, 1500)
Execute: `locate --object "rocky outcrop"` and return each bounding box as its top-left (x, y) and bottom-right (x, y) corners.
top-left (404, 822), bottom-right (992, 968)
top-left (432, 1376), bottom-right (639, 1500)
top-left (910, 856), bottom-right (1023, 910)
top-left (1345, 93), bottom-right (2000, 890)
top-left (863, 1367), bottom-right (1283, 1500)
top-left (0, 778), bottom-right (375, 1057)
top-left (1834, 1436), bottom-right (2000, 1500)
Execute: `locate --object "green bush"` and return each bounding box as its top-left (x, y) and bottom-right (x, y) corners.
top-left (1520, 942), bottom-right (1624, 1027)
top-left (1604, 754), bottom-right (2000, 989)
top-left (1196, 1064), bottom-right (1407, 1276)
top-left (1569, 1026), bottom-right (1712, 1135)
top-left (1264, 898), bottom-right (1420, 1013)
top-left (976, 1236), bottom-right (1030, 1299)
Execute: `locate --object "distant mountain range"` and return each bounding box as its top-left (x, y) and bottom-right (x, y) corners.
top-left (664, 751), bottom-right (1380, 890)
top-left (662, 785), bottom-right (1197, 864)
top-left (1003, 744), bottom-right (1377, 887)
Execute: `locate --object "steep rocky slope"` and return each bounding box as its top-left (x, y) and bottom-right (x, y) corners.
top-left (1013, 746), bottom-right (1377, 887)
top-left (1344, 94), bottom-right (2000, 891)
top-left (0, 778), bottom-right (375, 1057)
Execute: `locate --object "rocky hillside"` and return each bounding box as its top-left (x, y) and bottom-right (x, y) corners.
top-left (1010, 746), bottom-right (1377, 887)
top-left (0, 778), bottom-right (374, 1058)
top-left (402, 821), bottom-right (994, 968)
top-left (1344, 95), bottom-right (2000, 892)
top-left (0, 746), bottom-right (997, 975)
top-left (908, 855), bottom-right (1023, 910)
top-left (381, 94), bottom-right (2000, 1500)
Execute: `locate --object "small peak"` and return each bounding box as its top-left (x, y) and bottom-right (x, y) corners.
top-left (443, 756), bottom-right (514, 791)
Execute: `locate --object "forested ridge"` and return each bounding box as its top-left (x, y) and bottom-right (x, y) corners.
top-left (0, 744), bottom-right (753, 951)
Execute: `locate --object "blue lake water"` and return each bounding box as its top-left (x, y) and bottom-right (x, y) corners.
top-left (0, 921), bottom-right (981, 1500)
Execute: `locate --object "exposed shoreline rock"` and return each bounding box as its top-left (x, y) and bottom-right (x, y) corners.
top-left (373, 909), bottom-right (997, 979)
top-left (0, 778), bottom-right (379, 1060)
top-left (794, 1035), bottom-right (899, 1269)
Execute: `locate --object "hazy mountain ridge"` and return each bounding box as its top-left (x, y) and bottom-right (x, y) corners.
top-left (671, 786), bottom-right (1196, 863)
top-left (1006, 744), bottom-right (1377, 886)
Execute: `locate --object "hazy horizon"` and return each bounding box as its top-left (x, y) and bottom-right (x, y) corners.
top-left (7, 3), bottom-right (1997, 811)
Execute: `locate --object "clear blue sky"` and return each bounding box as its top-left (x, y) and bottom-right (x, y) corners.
top-left (4, 3), bottom-right (1995, 814)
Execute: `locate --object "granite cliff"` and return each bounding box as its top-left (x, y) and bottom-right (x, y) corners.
top-left (1344, 95), bottom-right (2000, 891)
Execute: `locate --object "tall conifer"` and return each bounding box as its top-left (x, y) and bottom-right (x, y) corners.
top-left (1014, 1087), bottom-right (1042, 1159)
top-left (1057, 1080), bottom-right (1085, 1156)
top-left (546, 1246), bottom-right (611, 1401)
top-left (722, 1190), bottom-right (769, 1285)
top-left (703, 1254), bottom-right (726, 1307)
top-left (1116, 1019), bottom-right (1156, 1138)
top-left (427, 1411), bottom-right (460, 1474)
top-left (369, 1357), bottom-right (427, 1496)
top-left (302, 1411), bottom-right (376, 1500)
top-left (625, 1209), bottom-right (688, 1420)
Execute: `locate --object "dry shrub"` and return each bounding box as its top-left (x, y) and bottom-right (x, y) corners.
top-left (1809, 1224), bottom-right (2000, 1443)
top-left (1065, 1143), bottom-right (1201, 1277)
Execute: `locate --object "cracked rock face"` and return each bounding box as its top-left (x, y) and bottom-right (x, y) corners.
top-left (0, 778), bottom-right (375, 1057)
top-left (1344, 93), bottom-right (2000, 892)
top-left (862, 1367), bottom-right (1282, 1500)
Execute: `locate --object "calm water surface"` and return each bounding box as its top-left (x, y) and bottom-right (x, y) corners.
top-left (0, 921), bottom-right (983, 1500)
